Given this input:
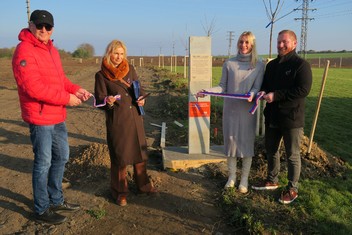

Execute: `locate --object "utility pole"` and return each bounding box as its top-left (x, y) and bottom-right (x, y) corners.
top-left (294, 0), bottom-right (316, 59)
top-left (26, 0), bottom-right (30, 22)
top-left (172, 41), bottom-right (175, 55)
top-left (227, 31), bottom-right (234, 58)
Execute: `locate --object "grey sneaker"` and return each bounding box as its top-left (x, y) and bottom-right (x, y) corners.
top-left (251, 180), bottom-right (279, 190)
top-left (35, 208), bottom-right (67, 224)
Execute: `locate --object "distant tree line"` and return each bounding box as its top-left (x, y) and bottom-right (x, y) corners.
top-left (1, 45), bottom-right (351, 59)
top-left (0, 43), bottom-right (95, 58)
top-left (300, 50), bottom-right (352, 54)
top-left (0, 48), bottom-right (15, 58)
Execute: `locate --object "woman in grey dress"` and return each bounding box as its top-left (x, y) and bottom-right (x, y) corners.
top-left (197, 31), bottom-right (264, 193)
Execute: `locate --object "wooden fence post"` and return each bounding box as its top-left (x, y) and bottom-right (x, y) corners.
top-left (307, 60), bottom-right (330, 155)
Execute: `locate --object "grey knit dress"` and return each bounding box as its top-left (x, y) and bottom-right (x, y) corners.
top-left (207, 53), bottom-right (264, 158)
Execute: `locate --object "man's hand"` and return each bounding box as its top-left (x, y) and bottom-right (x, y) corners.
top-left (67, 94), bottom-right (82, 106)
top-left (75, 88), bottom-right (92, 102)
top-left (263, 92), bottom-right (274, 103)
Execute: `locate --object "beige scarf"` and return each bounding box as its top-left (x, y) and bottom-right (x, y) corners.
top-left (101, 58), bottom-right (130, 87)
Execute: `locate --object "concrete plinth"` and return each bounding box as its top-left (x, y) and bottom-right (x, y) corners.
top-left (162, 145), bottom-right (226, 170)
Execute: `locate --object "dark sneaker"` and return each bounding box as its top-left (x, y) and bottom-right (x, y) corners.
top-left (251, 180), bottom-right (279, 190)
top-left (35, 208), bottom-right (67, 224)
top-left (279, 189), bottom-right (298, 204)
top-left (51, 201), bottom-right (80, 212)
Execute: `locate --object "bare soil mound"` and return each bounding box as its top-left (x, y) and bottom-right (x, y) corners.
top-left (66, 133), bottom-right (347, 187)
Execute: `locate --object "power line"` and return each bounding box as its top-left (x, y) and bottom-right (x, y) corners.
top-left (309, 0), bottom-right (352, 19)
top-left (314, 9), bottom-right (352, 19)
top-left (313, 0), bottom-right (352, 10)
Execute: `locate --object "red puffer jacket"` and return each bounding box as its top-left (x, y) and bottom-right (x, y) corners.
top-left (12, 28), bottom-right (80, 125)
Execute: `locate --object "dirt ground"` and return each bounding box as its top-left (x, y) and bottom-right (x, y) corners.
top-left (0, 57), bottom-right (347, 235)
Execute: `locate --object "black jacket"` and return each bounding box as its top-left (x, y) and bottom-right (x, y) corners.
top-left (261, 50), bottom-right (312, 129)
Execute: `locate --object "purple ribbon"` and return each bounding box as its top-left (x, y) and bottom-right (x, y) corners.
top-left (91, 94), bottom-right (121, 107)
top-left (197, 91), bottom-right (264, 114)
top-left (249, 92), bottom-right (264, 114)
top-left (198, 91), bottom-right (251, 100)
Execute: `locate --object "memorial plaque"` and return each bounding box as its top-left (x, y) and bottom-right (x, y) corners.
top-left (190, 55), bottom-right (212, 81)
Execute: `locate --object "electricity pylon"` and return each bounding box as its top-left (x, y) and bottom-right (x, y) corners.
top-left (294, 0), bottom-right (316, 58)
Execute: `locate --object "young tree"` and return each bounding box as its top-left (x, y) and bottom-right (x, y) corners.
top-left (263, 0), bottom-right (285, 58)
top-left (263, 0), bottom-right (297, 58)
top-left (201, 15), bottom-right (218, 37)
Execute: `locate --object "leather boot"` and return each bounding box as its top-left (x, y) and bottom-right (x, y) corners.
top-left (238, 157), bottom-right (252, 193)
top-left (224, 157), bottom-right (237, 188)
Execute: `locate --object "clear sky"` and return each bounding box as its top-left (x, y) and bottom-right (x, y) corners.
top-left (1, 0), bottom-right (351, 56)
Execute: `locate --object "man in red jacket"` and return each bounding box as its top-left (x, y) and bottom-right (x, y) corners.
top-left (12, 10), bottom-right (91, 224)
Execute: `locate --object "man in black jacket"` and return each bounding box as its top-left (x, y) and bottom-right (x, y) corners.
top-left (252, 30), bottom-right (312, 204)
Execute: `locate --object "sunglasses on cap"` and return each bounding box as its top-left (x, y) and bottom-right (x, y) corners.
top-left (35, 24), bottom-right (53, 31)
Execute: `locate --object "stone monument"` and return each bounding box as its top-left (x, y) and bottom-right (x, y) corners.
top-left (188, 36), bottom-right (212, 154)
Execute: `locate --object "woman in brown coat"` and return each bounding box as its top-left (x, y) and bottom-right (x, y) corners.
top-left (94, 40), bottom-right (157, 206)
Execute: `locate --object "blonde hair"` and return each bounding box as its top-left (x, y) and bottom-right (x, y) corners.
top-left (103, 40), bottom-right (128, 65)
top-left (237, 31), bottom-right (258, 68)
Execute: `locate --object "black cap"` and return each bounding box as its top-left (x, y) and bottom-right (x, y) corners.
top-left (30, 10), bottom-right (54, 27)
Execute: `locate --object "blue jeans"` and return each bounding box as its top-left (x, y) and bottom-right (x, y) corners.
top-left (265, 126), bottom-right (303, 192)
top-left (29, 122), bottom-right (69, 214)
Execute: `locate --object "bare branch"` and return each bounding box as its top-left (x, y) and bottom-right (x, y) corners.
top-left (201, 15), bottom-right (218, 37)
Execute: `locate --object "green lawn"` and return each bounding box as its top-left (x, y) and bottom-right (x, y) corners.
top-left (306, 68), bottom-right (352, 161)
top-left (164, 65), bottom-right (352, 234)
top-left (213, 66), bottom-right (352, 234)
top-left (169, 65), bottom-right (352, 162)
top-left (259, 52), bottom-right (352, 59)
top-left (209, 66), bottom-right (352, 162)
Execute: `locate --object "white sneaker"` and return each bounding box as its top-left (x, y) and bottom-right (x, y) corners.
top-left (224, 179), bottom-right (235, 188)
top-left (238, 185), bottom-right (248, 194)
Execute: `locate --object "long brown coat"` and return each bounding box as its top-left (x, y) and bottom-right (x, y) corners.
top-left (94, 64), bottom-right (148, 167)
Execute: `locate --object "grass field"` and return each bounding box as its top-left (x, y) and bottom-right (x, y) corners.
top-left (306, 68), bottom-right (352, 161)
top-left (260, 52), bottom-right (352, 59)
top-left (171, 65), bottom-right (352, 162)
top-left (295, 67), bottom-right (352, 235)
top-left (167, 64), bottom-right (352, 234)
